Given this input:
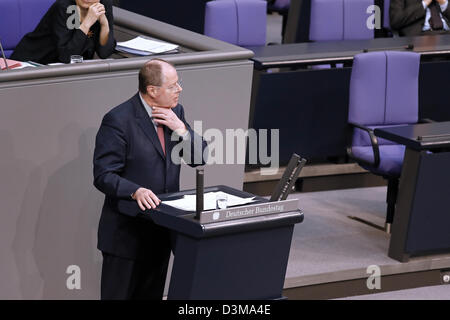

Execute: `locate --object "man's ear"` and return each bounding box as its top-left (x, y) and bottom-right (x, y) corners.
top-left (146, 86), bottom-right (158, 99)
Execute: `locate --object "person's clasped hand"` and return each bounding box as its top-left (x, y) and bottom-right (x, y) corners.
top-left (82, 2), bottom-right (106, 29)
top-left (132, 188), bottom-right (161, 211)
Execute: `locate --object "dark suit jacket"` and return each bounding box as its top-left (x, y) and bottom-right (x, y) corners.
top-left (390, 0), bottom-right (450, 36)
top-left (11, 0), bottom-right (116, 64)
top-left (93, 93), bottom-right (207, 260)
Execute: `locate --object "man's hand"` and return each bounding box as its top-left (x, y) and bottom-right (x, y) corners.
top-left (132, 187), bottom-right (161, 211)
top-left (152, 107), bottom-right (187, 136)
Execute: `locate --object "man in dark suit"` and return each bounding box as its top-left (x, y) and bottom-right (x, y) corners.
top-left (93, 59), bottom-right (207, 299)
top-left (390, 0), bottom-right (450, 36)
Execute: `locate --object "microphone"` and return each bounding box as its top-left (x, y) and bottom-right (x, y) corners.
top-left (0, 37), bottom-right (9, 71)
top-left (270, 153), bottom-right (307, 202)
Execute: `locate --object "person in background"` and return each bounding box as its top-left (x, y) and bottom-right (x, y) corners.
top-left (11, 0), bottom-right (116, 64)
top-left (390, 0), bottom-right (450, 36)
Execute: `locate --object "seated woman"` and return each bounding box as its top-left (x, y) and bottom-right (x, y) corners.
top-left (11, 0), bottom-right (116, 64)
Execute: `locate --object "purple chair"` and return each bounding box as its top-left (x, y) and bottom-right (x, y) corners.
top-left (347, 51), bottom-right (421, 232)
top-left (344, 0), bottom-right (374, 40)
top-left (309, 0), bottom-right (344, 41)
top-left (309, 0), bottom-right (374, 41)
top-left (0, 0), bottom-right (55, 58)
top-left (204, 0), bottom-right (267, 46)
top-left (309, 0), bottom-right (373, 69)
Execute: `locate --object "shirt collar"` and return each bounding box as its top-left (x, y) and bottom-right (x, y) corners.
top-left (139, 92), bottom-right (153, 118)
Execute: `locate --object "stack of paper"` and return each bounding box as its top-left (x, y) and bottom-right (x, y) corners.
top-left (162, 191), bottom-right (255, 212)
top-left (116, 36), bottom-right (179, 56)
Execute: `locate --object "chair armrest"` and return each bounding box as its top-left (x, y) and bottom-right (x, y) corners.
top-left (346, 122), bottom-right (380, 168)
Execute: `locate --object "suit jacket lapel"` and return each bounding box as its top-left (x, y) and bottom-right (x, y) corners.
top-left (133, 93), bottom-right (166, 159)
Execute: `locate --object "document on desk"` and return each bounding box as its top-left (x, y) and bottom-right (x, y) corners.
top-left (116, 36), bottom-right (179, 55)
top-left (13, 62), bottom-right (36, 69)
top-left (0, 58), bottom-right (22, 70)
top-left (162, 191), bottom-right (255, 212)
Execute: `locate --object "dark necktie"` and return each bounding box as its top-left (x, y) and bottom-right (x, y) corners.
top-left (156, 125), bottom-right (166, 156)
top-left (429, 1), bottom-right (444, 30)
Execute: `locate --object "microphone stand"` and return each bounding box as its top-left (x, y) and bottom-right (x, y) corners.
top-left (195, 168), bottom-right (204, 220)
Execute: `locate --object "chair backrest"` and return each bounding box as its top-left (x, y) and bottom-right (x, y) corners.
top-left (271, 0), bottom-right (290, 10)
top-left (348, 51), bottom-right (420, 146)
top-left (309, 0), bottom-right (374, 41)
top-left (204, 0), bottom-right (267, 46)
top-left (0, 0), bottom-right (55, 57)
top-left (309, 0), bottom-right (344, 41)
top-left (344, 0), bottom-right (374, 40)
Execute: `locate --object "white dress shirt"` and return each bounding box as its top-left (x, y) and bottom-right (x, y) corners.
top-left (422, 0), bottom-right (449, 31)
top-left (139, 92), bottom-right (158, 132)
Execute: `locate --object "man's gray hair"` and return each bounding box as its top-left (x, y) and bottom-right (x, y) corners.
top-left (138, 59), bottom-right (175, 94)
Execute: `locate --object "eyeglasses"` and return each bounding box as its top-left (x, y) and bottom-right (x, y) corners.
top-left (167, 80), bottom-right (182, 92)
top-left (153, 79), bottom-right (182, 93)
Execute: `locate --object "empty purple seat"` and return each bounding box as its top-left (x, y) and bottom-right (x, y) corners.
top-left (309, 0), bottom-right (344, 41)
top-left (310, 0), bottom-right (374, 41)
top-left (0, 0), bottom-right (55, 58)
top-left (309, 0), bottom-right (373, 69)
top-left (349, 51), bottom-right (420, 176)
top-left (344, 0), bottom-right (374, 40)
top-left (347, 51), bottom-right (420, 228)
top-left (204, 1), bottom-right (239, 44)
top-left (204, 0), bottom-right (267, 46)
